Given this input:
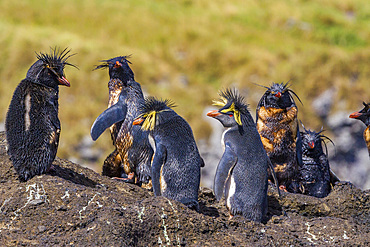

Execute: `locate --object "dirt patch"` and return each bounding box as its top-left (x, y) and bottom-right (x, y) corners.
top-left (0, 131), bottom-right (369, 246)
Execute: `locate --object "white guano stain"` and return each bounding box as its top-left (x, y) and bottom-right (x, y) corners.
top-left (304, 222), bottom-right (318, 243)
top-left (138, 206), bottom-right (145, 223)
top-left (78, 192), bottom-right (101, 220)
top-left (13, 183), bottom-right (48, 219)
top-left (159, 207), bottom-right (171, 246)
top-left (61, 189), bottom-right (70, 199)
top-left (0, 198), bottom-right (11, 213)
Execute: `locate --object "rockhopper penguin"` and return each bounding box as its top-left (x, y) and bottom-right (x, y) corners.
top-left (349, 102), bottom-right (370, 157)
top-left (133, 97), bottom-right (204, 211)
top-left (91, 56), bottom-right (154, 188)
top-left (207, 88), bottom-right (272, 222)
top-left (256, 82), bottom-right (302, 193)
top-left (299, 125), bottom-right (336, 198)
top-left (5, 47), bottom-right (76, 181)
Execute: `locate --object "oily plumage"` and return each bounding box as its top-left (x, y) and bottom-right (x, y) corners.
top-left (299, 126), bottom-right (335, 198)
top-left (207, 88), bottom-right (272, 222)
top-left (91, 56), bottom-right (153, 187)
top-left (5, 47), bottom-right (75, 181)
top-left (256, 82), bottom-right (302, 193)
top-left (349, 102), bottom-right (370, 156)
top-left (133, 97), bottom-right (203, 210)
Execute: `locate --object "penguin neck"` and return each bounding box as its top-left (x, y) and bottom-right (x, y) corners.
top-left (364, 126), bottom-right (370, 155)
top-left (238, 113), bottom-right (256, 135)
top-left (31, 80), bottom-right (59, 94)
top-left (303, 148), bottom-right (322, 160)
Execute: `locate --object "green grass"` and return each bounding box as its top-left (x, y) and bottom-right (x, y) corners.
top-left (0, 0), bottom-right (369, 171)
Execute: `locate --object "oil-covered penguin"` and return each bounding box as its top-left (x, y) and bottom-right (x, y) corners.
top-left (207, 88), bottom-right (271, 222)
top-left (5, 47), bottom-right (76, 181)
top-left (256, 82), bottom-right (302, 193)
top-left (91, 56), bottom-right (153, 188)
top-left (299, 126), bottom-right (336, 198)
top-left (133, 97), bottom-right (204, 210)
top-left (349, 102), bottom-right (370, 156)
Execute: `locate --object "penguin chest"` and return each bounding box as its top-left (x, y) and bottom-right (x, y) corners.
top-left (364, 126), bottom-right (370, 155)
top-left (116, 132), bottom-right (134, 174)
top-left (108, 80), bottom-right (123, 107)
top-left (257, 106), bottom-right (298, 154)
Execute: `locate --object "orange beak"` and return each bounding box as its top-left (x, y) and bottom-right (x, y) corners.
top-left (308, 141), bottom-right (315, 149)
top-left (114, 61), bottom-right (122, 68)
top-left (349, 111), bottom-right (362, 119)
top-left (58, 76), bottom-right (70, 87)
top-left (275, 92), bottom-right (281, 98)
top-left (207, 110), bottom-right (221, 118)
top-left (133, 118), bottom-right (144, 125)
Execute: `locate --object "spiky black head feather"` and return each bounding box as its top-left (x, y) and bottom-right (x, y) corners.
top-left (257, 81), bottom-right (302, 109)
top-left (35, 47), bottom-right (77, 71)
top-left (301, 124), bottom-right (334, 156)
top-left (349, 102), bottom-right (370, 126)
top-left (27, 47), bottom-right (76, 90)
top-left (94, 55), bottom-right (134, 83)
top-left (212, 88), bottom-right (254, 134)
top-left (136, 97), bottom-right (177, 131)
top-left (140, 97), bottom-right (176, 113)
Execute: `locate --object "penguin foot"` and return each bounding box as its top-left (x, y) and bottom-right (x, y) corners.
top-left (112, 172), bottom-right (135, 183)
top-left (228, 214), bottom-right (234, 220)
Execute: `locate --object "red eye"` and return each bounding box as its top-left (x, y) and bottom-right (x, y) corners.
top-left (229, 114), bottom-right (233, 117)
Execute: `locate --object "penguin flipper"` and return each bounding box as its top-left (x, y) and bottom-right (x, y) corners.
top-left (329, 169), bottom-right (340, 185)
top-left (296, 124), bottom-right (303, 166)
top-left (268, 159), bottom-right (281, 197)
top-left (214, 144), bottom-right (237, 201)
top-left (90, 101), bottom-right (128, 141)
top-left (151, 143), bottom-right (167, 196)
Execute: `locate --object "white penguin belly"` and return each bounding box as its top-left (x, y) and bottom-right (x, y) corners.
top-left (226, 175), bottom-right (236, 209)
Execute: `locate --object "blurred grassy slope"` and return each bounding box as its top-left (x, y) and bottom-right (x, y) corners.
top-left (0, 0), bottom-right (369, 171)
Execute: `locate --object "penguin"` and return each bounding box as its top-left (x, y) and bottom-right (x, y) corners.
top-left (5, 47), bottom-right (76, 181)
top-left (91, 56), bottom-right (154, 188)
top-left (299, 125), bottom-right (336, 198)
top-left (256, 82), bottom-right (302, 193)
top-left (349, 102), bottom-right (370, 156)
top-left (133, 97), bottom-right (204, 211)
top-left (207, 88), bottom-right (271, 222)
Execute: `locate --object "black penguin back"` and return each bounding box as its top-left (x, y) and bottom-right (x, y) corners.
top-left (299, 128), bottom-right (332, 198)
top-left (154, 113), bottom-right (202, 210)
top-left (6, 80), bottom-right (60, 181)
top-left (135, 97), bottom-right (203, 210)
top-left (5, 47), bottom-right (74, 181)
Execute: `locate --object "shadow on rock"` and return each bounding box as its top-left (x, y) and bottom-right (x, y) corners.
top-left (48, 160), bottom-right (97, 188)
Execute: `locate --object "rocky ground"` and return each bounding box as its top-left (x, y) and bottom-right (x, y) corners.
top-left (0, 131), bottom-right (369, 246)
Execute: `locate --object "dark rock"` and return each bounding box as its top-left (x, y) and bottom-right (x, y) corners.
top-left (0, 131), bottom-right (369, 246)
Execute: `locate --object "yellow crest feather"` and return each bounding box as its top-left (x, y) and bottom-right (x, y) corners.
top-left (212, 98), bottom-right (227, 107)
top-left (220, 103), bottom-right (242, 126)
top-left (141, 111), bottom-right (156, 131)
